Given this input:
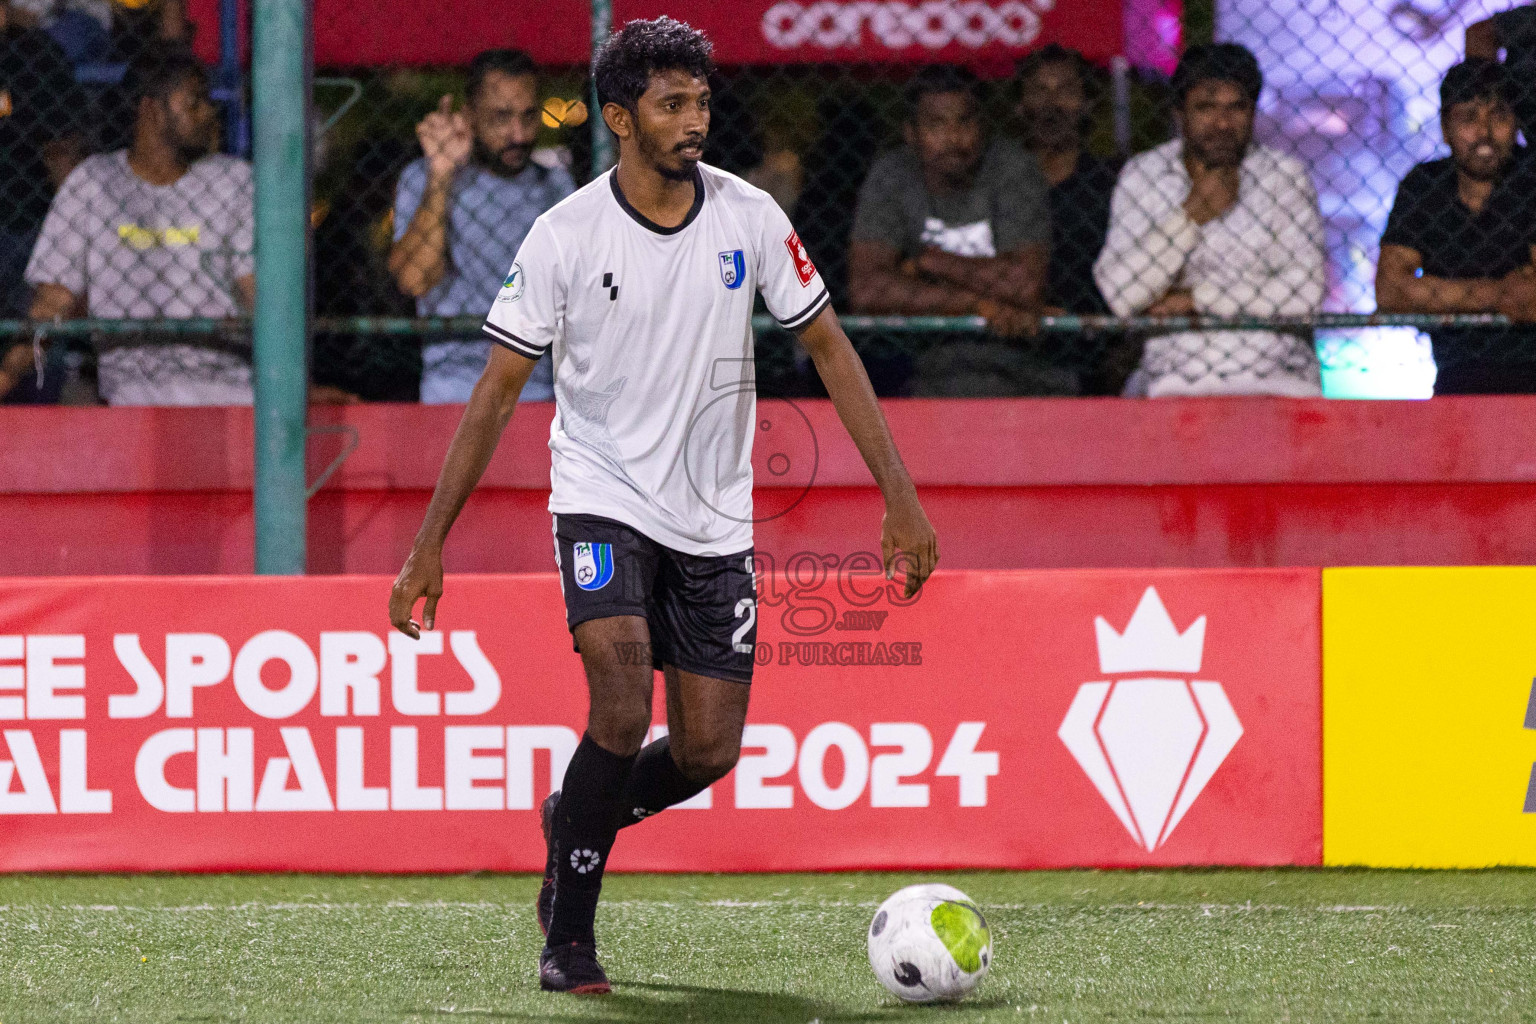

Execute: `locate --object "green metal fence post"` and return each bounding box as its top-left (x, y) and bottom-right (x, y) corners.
top-left (591, 0), bottom-right (614, 176)
top-left (252, 0), bottom-right (310, 574)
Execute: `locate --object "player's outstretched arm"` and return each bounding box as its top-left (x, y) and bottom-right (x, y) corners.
top-left (389, 346), bottom-right (539, 637)
top-left (796, 306), bottom-right (938, 598)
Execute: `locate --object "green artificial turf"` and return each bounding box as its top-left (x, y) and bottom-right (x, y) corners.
top-left (1, 869), bottom-right (1534, 1022)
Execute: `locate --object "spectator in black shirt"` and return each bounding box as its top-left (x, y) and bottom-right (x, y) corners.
top-left (1015, 45), bottom-right (1117, 318)
top-left (0, 0), bottom-right (85, 403)
top-left (0, 1), bottom-right (79, 315)
top-left (1014, 45), bottom-right (1127, 393)
top-left (1376, 60), bottom-right (1536, 394)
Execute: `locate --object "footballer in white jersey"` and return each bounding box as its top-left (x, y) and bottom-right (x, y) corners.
top-left (389, 16), bottom-right (938, 994)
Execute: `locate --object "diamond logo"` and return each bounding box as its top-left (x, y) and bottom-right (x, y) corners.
top-left (1058, 587), bottom-right (1243, 851)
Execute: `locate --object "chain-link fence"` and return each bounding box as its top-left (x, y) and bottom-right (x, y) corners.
top-left (4, 0), bottom-right (1535, 405)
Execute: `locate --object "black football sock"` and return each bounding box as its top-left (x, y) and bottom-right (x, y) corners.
top-left (617, 735), bottom-right (709, 828)
top-left (547, 733), bottom-right (636, 947)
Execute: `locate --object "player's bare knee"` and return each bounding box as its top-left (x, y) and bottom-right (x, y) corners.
top-left (585, 701), bottom-right (650, 756)
top-left (674, 734), bottom-right (741, 784)
top-left (580, 663), bottom-right (653, 756)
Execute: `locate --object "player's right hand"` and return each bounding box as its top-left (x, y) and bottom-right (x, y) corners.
top-left (418, 94), bottom-right (472, 181)
top-left (389, 544), bottom-right (445, 639)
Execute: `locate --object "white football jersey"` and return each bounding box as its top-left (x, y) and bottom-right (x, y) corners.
top-left (483, 164), bottom-right (828, 556)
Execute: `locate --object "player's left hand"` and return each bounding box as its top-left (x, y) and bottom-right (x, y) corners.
top-left (881, 492), bottom-right (938, 599)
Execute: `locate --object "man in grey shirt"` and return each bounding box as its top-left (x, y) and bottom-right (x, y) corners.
top-left (849, 64), bottom-right (1059, 395)
top-left (390, 49), bottom-right (575, 404)
top-left (24, 48), bottom-right (255, 407)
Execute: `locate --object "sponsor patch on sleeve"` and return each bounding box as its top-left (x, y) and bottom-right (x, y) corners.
top-left (785, 230), bottom-right (816, 287)
top-left (497, 261), bottom-right (525, 302)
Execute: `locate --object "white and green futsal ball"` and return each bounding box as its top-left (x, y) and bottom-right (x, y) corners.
top-left (867, 883), bottom-right (991, 1003)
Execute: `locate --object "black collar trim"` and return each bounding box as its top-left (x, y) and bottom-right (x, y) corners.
top-left (609, 168), bottom-right (704, 235)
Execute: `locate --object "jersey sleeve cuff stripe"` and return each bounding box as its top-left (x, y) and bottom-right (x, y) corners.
top-left (775, 287), bottom-right (830, 331)
top-left (482, 321), bottom-right (547, 358)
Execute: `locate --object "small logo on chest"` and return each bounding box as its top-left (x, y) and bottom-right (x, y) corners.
top-left (602, 272), bottom-right (618, 300)
top-left (718, 249), bottom-right (745, 290)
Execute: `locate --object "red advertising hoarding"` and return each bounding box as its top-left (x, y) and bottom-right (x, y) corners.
top-left (0, 570), bottom-right (1319, 872)
top-left (188, 0), bottom-right (1129, 68)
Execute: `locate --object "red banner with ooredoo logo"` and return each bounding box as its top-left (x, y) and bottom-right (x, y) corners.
top-left (190, 0), bottom-right (1130, 69)
top-left (0, 570), bottom-right (1319, 872)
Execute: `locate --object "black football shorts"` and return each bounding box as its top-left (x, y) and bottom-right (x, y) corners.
top-left (552, 513), bottom-right (758, 684)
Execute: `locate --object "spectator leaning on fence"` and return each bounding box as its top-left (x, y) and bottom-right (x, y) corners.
top-left (849, 64), bottom-right (1063, 397)
top-left (1094, 43), bottom-right (1326, 398)
top-left (389, 49), bottom-right (575, 404)
top-left (1015, 44), bottom-right (1117, 319)
top-left (1375, 60), bottom-right (1536, 395)
top-left (17, 47), bottom-right (256, 407)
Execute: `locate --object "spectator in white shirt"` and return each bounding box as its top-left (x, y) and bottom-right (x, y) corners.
top-left (1094, 44), bottom-right (1326, 397)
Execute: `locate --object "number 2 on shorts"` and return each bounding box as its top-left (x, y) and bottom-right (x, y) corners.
top-left (732, 598), bottom-right (756, 655)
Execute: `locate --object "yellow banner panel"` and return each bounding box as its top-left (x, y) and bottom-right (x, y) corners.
top-left (1324, 567), bottom-right (1536, 867)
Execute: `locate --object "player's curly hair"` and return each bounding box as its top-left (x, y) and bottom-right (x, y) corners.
top-left (593, 16), bottom-right (715, 114)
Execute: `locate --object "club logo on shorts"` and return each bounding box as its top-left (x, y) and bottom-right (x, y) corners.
top-left (572, 541), bottom-right (614, 591)
top-left (718, 249), bottom-right (746, 290)
top-left (498, 261), bottom-right (524, 302)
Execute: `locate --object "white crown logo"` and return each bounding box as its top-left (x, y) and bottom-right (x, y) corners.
top-left (1060, 586), bottom-right (1242, 852)
top-left (1094, 587), bottom-right (1206, 675)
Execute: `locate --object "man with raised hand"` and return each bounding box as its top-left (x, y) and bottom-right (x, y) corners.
top-left (389, 49), bottom-right (574, 404)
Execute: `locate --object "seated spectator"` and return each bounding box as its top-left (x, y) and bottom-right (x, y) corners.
top-left (388, 49), bottom-right (574, 404)
top-left (0, 0), bottom-right (88, 404)
top-left (1375, 60), bottom-right (1536, 394)
top-left (15, 47), bottom-right (256, 406)
top-left (1015, 44), bottom-right (1117, 318)
top-left (793, 94), bottom-right (879, 315)
top-left (0, 0), bottom-right (80, 320)
top-left (849, 64), bottom-right (1064, 397)
top-left (1094, 43), bottom-right (1325, 397)
top-left (1466, 5), bottom-right (1536, 144)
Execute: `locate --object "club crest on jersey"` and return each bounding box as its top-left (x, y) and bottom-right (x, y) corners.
top-left (572, 542), bottom-right (614, 591)
top-left (718, 249), bottom-right (746, 290)
top-left (498, 262), bottom-right (524, 302)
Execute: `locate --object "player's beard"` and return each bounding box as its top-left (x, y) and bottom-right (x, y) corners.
top-left (475, 138), bottom-right (533, 178)
top-left (640, 127), bottom-right (704, 182)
